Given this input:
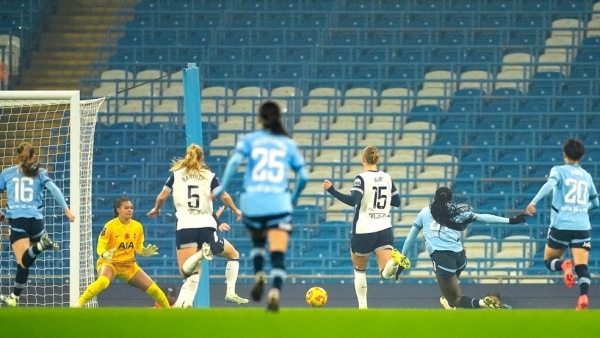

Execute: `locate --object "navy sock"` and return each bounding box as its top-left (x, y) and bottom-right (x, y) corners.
top-left (13, 265), bottom-right (29, 297)
top-left (270, 251), bottom-right (286, 290)
top-left (21, 245), bottom-right (41, 268)
top-left (458, 296), bottom-right (481, 309)
top-left (250, 238), bottom-right (267, 274)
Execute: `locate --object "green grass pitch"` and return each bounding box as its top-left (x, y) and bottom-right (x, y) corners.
top-left (3, 308), bottom-right (600, 338)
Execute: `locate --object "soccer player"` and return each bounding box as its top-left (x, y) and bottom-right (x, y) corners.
top-left (399, 186), bottom-right (527, 310)
top-left (0, 142), bottom-right (75, 307)
top-left (147, 143), bottom-right (248, 306)
top-left (210, 101), bottom-right (308, 312)
top-left (526, 138), bottom-right (599, 310)
top-left (323, 145), bottom-right (411, 309)
top-left (76, 197), bottom-right (170, 308)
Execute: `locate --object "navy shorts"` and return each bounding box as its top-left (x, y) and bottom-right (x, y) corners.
top-left (8, 218), bottom-right (45, 244)
top-left (175, 227), bottom-right (225, 255)
top-left (351, 227), bottom-right (394, 255)
top-left (242, 213), bottom-right (293, 233)
top-left (547, 227), bottom-right (591, 251)
top-left (430, 250), bottom-right (467, 279)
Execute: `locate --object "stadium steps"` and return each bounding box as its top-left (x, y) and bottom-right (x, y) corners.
top-left (15, 0), bottom-right (136, 91)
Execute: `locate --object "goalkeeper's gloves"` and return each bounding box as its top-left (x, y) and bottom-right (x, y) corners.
top-left (140, 244), bottom-right (159, 257)
top-left (508, 214), bottom-right (527, 224)
top-left (101, 248), bottom-right (117, 263)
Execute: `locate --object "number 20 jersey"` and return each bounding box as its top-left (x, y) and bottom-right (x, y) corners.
top-left (234, 130), bottom-right (305, 217)
top-left (547, 164), bottom-right (597, 231)
top-left (164, 168), bottom-right (219, 230)
top-left (351, 171), bottom-right (398, 234)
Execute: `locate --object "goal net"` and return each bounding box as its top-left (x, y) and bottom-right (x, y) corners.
top-left (0, 91), bottom-right (102, 307)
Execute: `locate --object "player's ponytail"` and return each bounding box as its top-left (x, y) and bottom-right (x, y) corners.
top-left (362, 145), bottom-right (380, 165)
top-left (259, 101), bottom-right (290, 137)
top-left (429, 186), bottom-right (476, 231)
top-left (113, 197), bottom-right (131, 218)
top-left (16, 142), bottom-right (40, 177)
top-left (170, 143), bottom-right (210, 175)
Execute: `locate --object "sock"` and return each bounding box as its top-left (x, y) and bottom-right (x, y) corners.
top-left (457, 296), bottom-right (481, 309)
top-left (175, 273), bottom-right (199, 307)
top-left (21, 245), bottom-right (41, 268)
top-left (225, 259), bottom-right (240, 295)
top-left (380, 258), bottom-right (398, 279)
top-left (270, 251), bottom-right (286, 290)
top-left (354, 269), bottom-right (367, 309)
top-left (146, 283), bottom-right (170, 308)
top-left (13, 265), bottom-right (29, 297)
top-left (545, 258), bottom-right (562, 271)
top-left (250, 240), bottom-right (267, 274)
top-left (575, 264), bottom-right (591, 296)
top-left (78, 275), bottom-right (110, 306)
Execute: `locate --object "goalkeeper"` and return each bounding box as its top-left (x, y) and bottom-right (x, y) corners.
top-left (76, 197), bottom-right (170, 308)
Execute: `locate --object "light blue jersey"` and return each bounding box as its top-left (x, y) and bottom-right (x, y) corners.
top-left (536, 164), bottom-right (598, 231)
top-left (0, 166), bottom-right (51, 219)
top-left (403, 206), bottom-right (510, 255)
top-left (220, 130), bottom-right (306, 217)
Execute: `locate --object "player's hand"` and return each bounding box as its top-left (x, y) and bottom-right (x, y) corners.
top-left (64, 208), bottom-right (75, 222)
top-left (101, 248), bottom-right (117, 263)
top-left (214, 206), bottom-right (225, 219)
top-left (218, 223), bottom-right (231, 231)
top-left (232, 208), bottom-right (242, 221)
top-left (140, 244), bottom-right (159, 257)
top-left (509, 214), bottom-right (527, 224)
top-left (147, 208), bottom-right (160, 218)
top-left (526, 203), bottom-right (536, 216)
top-left (322, 180), bottom-right (332, 190)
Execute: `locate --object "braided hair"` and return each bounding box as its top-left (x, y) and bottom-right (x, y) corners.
top-left (429, 187), bottom-right (476, 231)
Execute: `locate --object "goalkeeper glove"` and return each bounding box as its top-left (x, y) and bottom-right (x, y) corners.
top-left (140, 244), bottom-right (159, 257)
top-left (101, 248), bottom-right (117, 263)
top-left (508, 214), bottom-right (527, 224)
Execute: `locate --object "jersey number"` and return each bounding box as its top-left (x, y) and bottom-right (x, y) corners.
top-left (372, 186), bottom-right (387, 209)
top-left (251, 148), bottom-right (285, 183)
top-left (187, 185), bottom-right (200, 208)
top-left (12, 177), bottom-right (34, 202)
top-left (564, 178), bottom-right (589, 205)
top-left (429, 220), bottom-right (449, 232)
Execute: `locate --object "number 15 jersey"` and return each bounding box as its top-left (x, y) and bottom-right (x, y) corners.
top-left (351, 171), bottom-right (398, 234)
top-left (235, 130), bottom-right (306, 217)
top-left (164, 168), bottom-right (219, 230)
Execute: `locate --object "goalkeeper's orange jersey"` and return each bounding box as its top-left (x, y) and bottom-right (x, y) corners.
top-left (97, 218), bottom-right (145, 265)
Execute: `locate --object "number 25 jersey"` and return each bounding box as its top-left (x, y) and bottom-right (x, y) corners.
top-left (235, 130), bottom-right (305, 217)
top-left (351, 171), bottom-right (398, 234)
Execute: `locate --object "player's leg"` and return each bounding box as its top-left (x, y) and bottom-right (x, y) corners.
top-left (350, 232), bottom-right (372, 309)
top-left (77, 265), bottom-right (116, 307)
top-left (374, 228), bottom-right (410, 279)
top-left (217, 239), bottom-right (248, 305)
top-left (544, 228), bottom-right (571, 287)
top-left (174, 228), bottom-right (202, 308)
top-left (181, 228), bottom-right (209, 276)
top-left (127, 266), bottom-right (170, 308)
top-left (244, 216), bottom-right (268, 302)
top-left (265, 225), bottom-right (291, 312)
top-left (571, 231), bottom-right (592, 310)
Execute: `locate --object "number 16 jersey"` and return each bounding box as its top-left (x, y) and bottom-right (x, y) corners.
top-left (351, 171), bottom-right (398, 234)
top-left (164, 169), bottom-right (219, 230)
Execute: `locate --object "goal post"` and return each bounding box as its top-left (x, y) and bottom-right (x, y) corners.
top-left (0, 90), bottom-right (102, 307)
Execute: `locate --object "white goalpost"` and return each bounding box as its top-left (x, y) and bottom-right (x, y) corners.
top-left (0, 91), bottom-right (102, 307)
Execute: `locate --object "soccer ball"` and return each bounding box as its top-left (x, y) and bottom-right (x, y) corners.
top-left (305, 286), bottom-right (328, 307)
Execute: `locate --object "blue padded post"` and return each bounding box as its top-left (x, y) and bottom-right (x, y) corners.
top-left (183, 63), bottom-right (209, 308)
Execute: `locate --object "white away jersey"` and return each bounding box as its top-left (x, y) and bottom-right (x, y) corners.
top-left (164, 169), bottom-right (219, 230)
top-left (351, 170), bottom-right (397, 234)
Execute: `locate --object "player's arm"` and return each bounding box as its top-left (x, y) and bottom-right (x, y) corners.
top-left (43, 171), bottom-right (75, 222)
top-left (148, 175), bottom-right (174, 217)
top-left (325, 185), bottom-right (362, 207)
top-left (589, 194), bottom-right (599, 210)
top-left (291, 145), bottom-right (309, 206)
top-left (97, 225), bottom-right (115, 261)
top-left (213, 152), bottom-right (243, 198)
top-left (527, 173), bottom-right (558, 215)
top-left (391, 181), bottom-right (400, 207)
top-left (472, 212), bottom-right (526, 224)
top-left (401, 224), bottom-right (422, 257)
